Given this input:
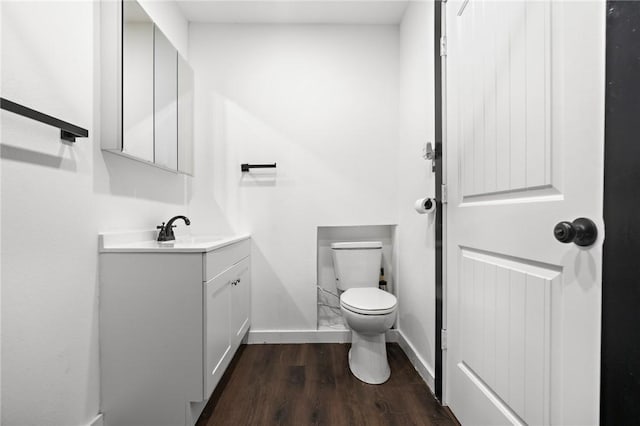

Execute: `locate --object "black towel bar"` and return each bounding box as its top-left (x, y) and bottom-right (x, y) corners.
top-left (0, 97), bottom-right (89, 142)
top-left (241, 163), bottom-right (277, 172)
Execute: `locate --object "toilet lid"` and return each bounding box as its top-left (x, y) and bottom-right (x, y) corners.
top-left (340, 288), bottom-right (397, 315)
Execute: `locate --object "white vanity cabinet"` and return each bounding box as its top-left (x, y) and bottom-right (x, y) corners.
top-left (99, 236), bottom-right (251, 426)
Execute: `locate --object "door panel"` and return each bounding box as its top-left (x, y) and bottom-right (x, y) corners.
top-left (458, 1), bottom-right (552, 200)
top-left (459, 249), bottom-right (558, 424)
top-left (445, 1), bottom-right (605, 424)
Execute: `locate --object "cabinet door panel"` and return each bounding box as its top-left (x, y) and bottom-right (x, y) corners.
top-left (231, 257), bottom-right (251, 345)
top-left (204, 270), bottom-right (231, 397)
top-left (154, 26), bottom-right (178, 170)
top-left (178, 54), bottom-right (194, 175)
top-left (122, 1), bottom-right (154, 161)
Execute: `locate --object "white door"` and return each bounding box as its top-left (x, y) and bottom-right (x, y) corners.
top-left (445, 1), bottom-right (605, 425)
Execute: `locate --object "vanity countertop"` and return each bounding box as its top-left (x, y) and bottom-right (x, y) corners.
top-left (99, 231), bottom-right (250, 253)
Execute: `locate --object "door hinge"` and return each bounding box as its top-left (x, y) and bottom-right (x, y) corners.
top-left (441, 184), bottom-right (448, 204)
top-left (440, 36), bottom-right (447, 57)
top-left (441, 329), bottom-right (448, 350)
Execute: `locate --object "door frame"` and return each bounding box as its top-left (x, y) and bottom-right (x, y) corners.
top-left (601, 1), bottom-right (640, 423)
top-left (434, 0), bottom-right (445, 402)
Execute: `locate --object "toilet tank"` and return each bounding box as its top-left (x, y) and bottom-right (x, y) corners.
top-left (330, 241), bottom-right (382, 291)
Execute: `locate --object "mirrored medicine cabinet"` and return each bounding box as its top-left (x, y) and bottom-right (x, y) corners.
top-left (101, 0), bottom-right (194, 175)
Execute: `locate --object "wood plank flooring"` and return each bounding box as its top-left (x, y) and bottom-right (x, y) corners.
top-left (196, 343), bottom-right (459, 426)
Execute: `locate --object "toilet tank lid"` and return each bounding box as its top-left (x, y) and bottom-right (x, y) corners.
top-left (330, 241), bottom-right (382, 249)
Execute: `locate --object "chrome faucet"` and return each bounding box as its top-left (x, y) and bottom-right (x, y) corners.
top-left (157, 215), bottom-right (191, 242)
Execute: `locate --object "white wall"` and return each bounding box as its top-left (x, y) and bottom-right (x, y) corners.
top-left (190, 24), bottom-right (400, 331)
top-left (1, 3), bottom-right (99, 424)
top-left (0, 1), bottom-right (3, 421)
top-left (0, 2), bottom-right (218, 425)
top-left (396, 1), bottom-right (437, 379)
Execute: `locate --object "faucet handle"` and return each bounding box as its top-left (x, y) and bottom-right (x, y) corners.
top-left (156, 222), bottom-right (170, 242)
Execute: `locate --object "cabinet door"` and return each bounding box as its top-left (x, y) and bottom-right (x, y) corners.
top-left (230, 257), bottom-right (251, 346)
top-left (122, 1), bottom-right (154, 161)
top-left (204, 269), bottom-right (231, 397)
top-left (153, 26), bottom-right (178, 170)
top-left (177, 54), bottom-right (194, 175)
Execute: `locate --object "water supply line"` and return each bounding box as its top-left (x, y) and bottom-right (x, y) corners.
top-left (317, 285), bottom-right (339, 299)
top-left (317, 285), bottom-right (341, 312)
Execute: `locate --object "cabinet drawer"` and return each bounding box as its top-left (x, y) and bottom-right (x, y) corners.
top-left (204, 239), bottom-right (250, 281)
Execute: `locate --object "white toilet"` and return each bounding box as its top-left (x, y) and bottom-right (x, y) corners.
top-left (331, 241), bottom-right (398, 384)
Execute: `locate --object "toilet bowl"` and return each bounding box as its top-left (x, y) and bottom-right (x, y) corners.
top-left (340, 287), bottom-right (397, 384)
top-left (330, 241), bottom-right (398, 385)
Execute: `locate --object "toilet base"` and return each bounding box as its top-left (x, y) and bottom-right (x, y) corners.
top-left (348, 330), bottom-right (390, 385)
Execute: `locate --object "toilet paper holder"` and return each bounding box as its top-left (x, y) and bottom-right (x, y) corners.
top-left (415, 197), bottom-right (437, 214)
top-left (241, 163), bottom-right (277, 172)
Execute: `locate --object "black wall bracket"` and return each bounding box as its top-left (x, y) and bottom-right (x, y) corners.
top-left (0, 97), bottom-right (89, 142)
top-left (241, 163), bottom-right (277, 172)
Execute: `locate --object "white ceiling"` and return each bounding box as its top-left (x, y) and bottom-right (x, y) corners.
top-left (176, 0), bottom-right (411, 25)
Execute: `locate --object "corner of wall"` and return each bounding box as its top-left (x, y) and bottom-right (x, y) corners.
top-left (0, 1), bottom-right (3, 421)
top-left (397, 330), bottom-right (436, 392)
top-left (87, 413), bottom-right (104, 426)
top-left (395, 0), bottom-right (437, 391)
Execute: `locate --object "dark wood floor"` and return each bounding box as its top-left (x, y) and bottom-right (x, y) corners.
top-left (196, 343), bottom-right (459, 426)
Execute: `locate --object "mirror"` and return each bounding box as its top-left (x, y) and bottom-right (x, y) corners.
top-left (154, 27), bottom-right (178, 170)
top-left (122, 0), bottom-right (154, 162)
top-left (101, 0), bottom-right (194, 175)
top-left (178, 55), bottom-right (194, 176)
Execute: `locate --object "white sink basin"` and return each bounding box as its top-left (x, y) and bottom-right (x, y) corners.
top-left (170, 236), bottom-right (227, 244)
top-left (155, 236), bottom-right (228, 249)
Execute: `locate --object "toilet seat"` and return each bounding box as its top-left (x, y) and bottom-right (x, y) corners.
top-left (340, 288), bottom-right (397, 315)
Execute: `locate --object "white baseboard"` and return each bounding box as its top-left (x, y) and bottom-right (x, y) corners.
top-left (248, 329), bottom-right (350, 343)
top-left (396, 330), bottom-right (435, 392)
top-left (247, 329), bottom-right (399, 344)
top-left (86, 413), bottom-right (103, 426)
top-left (188, 400), bottom-right (207, 426)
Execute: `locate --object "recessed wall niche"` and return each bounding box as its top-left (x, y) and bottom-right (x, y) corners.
top-left (317, 225), bottom-right (396, 330)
